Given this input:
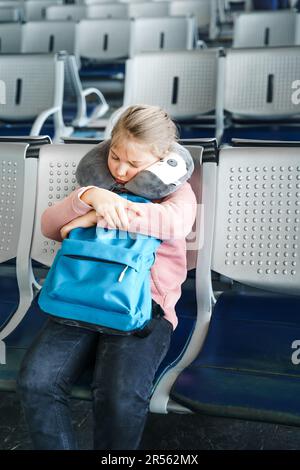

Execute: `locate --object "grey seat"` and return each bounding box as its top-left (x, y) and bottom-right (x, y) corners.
top-left (129, 16), bottom-right (196, 57)
top-left (0, 1), bottom-right (24, 20)
top-left (170, 141), bottom-right (300, 424)
top-left (46, 5), bottom-right (86, 21)
top-left (233, 11), bottom-right (297, 48)
top-left (0, 23), bottom-right (21, 53)
top-left (104, 49), bottom-right (222, 138)
top-left (0, 137), bottom-right (211, 407)
top-left (124, 49), bottom-right (220, 120)
top-left (24, 0), bottom-right (63, 21)
top-left (0, 137), bottom-right (51, 370)
top-left (169, 0), bottom-right (211, 33)
top-left (75, 18), bottom-right (131, 61)
top-left (218, 46), bottom-right (300, 141)
top-left (86, 3), bottom-right (128, 19)
top-left (0, 54), bottom-right (72, 141)
top-left (28, 139), bottom-right (206, 403)
top-left (210, 0), bottom-right (252, 41)
top-left (0, 140), bottom-right (91, 397)
top-left (21, 21), bottom-right (76, 54)
top-left (128, 1), bottom-right (169, 18)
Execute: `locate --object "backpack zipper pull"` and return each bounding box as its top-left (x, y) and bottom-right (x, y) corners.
top-left (118, 265), bottom-right (129, 282)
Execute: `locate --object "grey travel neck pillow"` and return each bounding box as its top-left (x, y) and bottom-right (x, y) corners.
top-left (75, 139), bottom-right (194, 200)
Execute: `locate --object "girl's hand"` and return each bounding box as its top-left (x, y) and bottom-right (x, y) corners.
top-left (60, 210), bottom-right (98, 240)
top-left (81, 187), bottom-right (142, 230)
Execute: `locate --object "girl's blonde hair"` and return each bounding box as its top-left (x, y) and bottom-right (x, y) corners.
top-left (111, 105), bottom-right (178, 158)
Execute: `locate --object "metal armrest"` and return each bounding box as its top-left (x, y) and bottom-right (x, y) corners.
top-left (31, 106), bottom-right (73, 143)
top-left (82, 87), bottom-right (109, 120)
top-left (30, 106), bottom-right (61, 136)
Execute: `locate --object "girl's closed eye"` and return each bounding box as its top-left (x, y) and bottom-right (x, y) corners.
top-left (112, 154), bottom-right (137, 168)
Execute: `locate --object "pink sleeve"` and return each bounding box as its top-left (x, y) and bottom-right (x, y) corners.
top-left (125, 182), bottom-right (197, 240)
top-left (41, 186), bottom-right (96, 242)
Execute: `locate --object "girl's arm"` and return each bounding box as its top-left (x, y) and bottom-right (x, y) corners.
top-left (126, 183), bottom-right (197, 240)
top-left (41, 185), bottom-right (141, 241)
top-left (42, 183), bottom-right (197, 242)
top-left (60, 210), bottom-right (98, 240)
top-left (41, 186), bottom-right (96, 242)
top-left (84, 183), bottom-right (197, 241)
top-left (130, 183), bottom-right (197, 240)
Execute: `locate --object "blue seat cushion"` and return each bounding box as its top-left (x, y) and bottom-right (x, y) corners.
top-left (222, 125), bottom-right (300, 144)
top-left (171, 291), bottom-right (300, 425)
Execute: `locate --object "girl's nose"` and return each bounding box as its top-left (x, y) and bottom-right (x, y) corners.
top-left (117, 164), bottom-right (128, 176)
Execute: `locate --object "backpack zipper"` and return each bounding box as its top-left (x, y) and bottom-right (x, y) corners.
top-left (64, 255), bottom-right (130, 282)
top-left (118, 265), bottom-right (129, 282)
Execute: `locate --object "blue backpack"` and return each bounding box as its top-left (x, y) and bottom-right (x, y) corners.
top-left (38, 194), bottom-right (162, 336)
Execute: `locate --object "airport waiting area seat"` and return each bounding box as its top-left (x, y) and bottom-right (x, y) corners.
top-left (220, 46), bottom-right (300, 143)
top-left (23, 0), bottom-right (63, 22)
top-left (45, 4), bottom-right (86, 22)
top-left (0, 53), bottom-right (72, 141)
top-left (19, 23), bottom-right (109, 128)
top-left (233, 11), bottom-right (297, 48)
top-left (104, 49), bottom-right (222, 140)
top-left (0, 22), bottom-right (22, 53)
top-left (129, 16), bottom-right (196, 57)
top-left (21, 20), bottom-right (76, 55)
top-left (127, 1), bottom-right (169, 19)
top-left (169, 0), bottom-right (211, 37)
top-left (0, 136), bottom-right (208, 404)
top-left (170, 141), bottom-right (300, 426)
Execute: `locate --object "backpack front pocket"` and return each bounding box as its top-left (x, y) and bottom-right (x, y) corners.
top-left (46, 252), bottom-right (144, 315)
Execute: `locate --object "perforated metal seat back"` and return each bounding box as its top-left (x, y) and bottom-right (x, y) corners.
top-left (31, 144), bottom-right (95, 267)
top-left (0, 23), bottom-right (21, 53)
top-left (22, 21), bottom-right (76, 54)
top-left (86, 3), bottom-right (128, 19)
top-left (129, 16), bottom-right (195, 57)
top-left (0, 54), bottom-right (57, 121)
top-left (75, 19), bottom-right (130, 60)
top-left (224, 47), bottom-right (300, 118)
top-left (212, 146), bottom-right (300, 295)
top-left (46, 5), bottom-right (86, 21)
top-left (169, 0), bottom-right (210, 29)
top-left (0, 143), bottom-right (28, 263)
top-left (128, 2), bottom-right (169, 18)
top-left (124, 50), bottom-right (218, 119)
top-left (233, 11), bottom-right (297, 48)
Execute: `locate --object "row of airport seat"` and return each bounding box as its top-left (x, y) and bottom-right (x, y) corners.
top-left (109, 46), bottom-right (300, 143)
top-left (0, 136), bottom-right (300, 426)
top-left (0, 16), bottom-right (196, 59)
top-left (4, 10), bottom-right (300, 61)
top-left (1, 46), bottom-right (300, 143)
top-left (0, 0), bottom-right (211, 31)
top-left (2, 1), bottom-right (293, 44)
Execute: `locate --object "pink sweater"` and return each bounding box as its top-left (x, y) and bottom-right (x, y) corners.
top-left (41, 183), bottom-right (197, 330)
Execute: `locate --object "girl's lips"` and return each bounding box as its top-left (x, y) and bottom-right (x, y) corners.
top-left (115, 178), bottom-right (126, 184)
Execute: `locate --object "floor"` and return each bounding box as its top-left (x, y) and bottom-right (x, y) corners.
top-left (1, 391), bottom-right (300, 450)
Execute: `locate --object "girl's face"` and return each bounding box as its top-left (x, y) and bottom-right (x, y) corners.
top-left (108, 138), bottom-right (160, 184)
